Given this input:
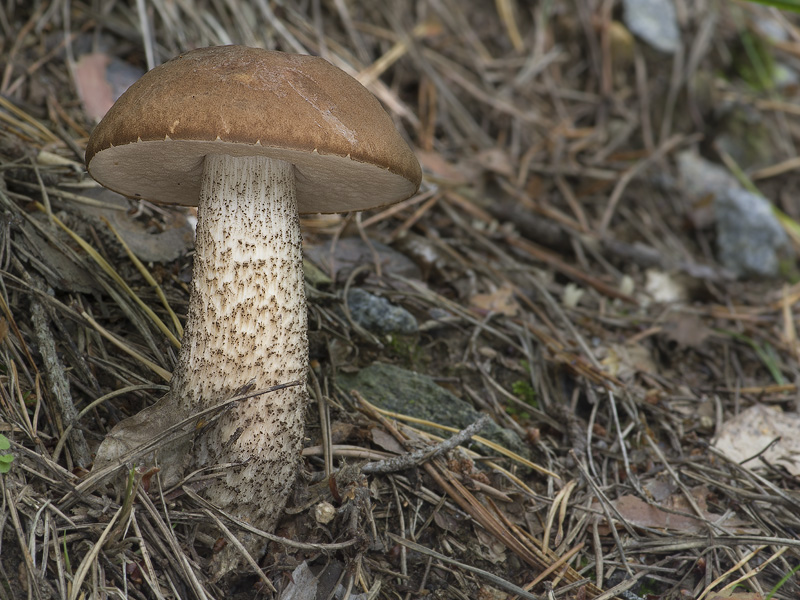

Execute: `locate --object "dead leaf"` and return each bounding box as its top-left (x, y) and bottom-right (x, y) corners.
top-left (475, 148), bottom-right (515, 178)
top-left (74, 53), bottom-right (144, 122)
top-left (612, 494), bottom-right (706, 533)
top-left (19, 219), bottom-right (101, 294)
top-left (708, 592), bottom-right (763, 600)
top-left (433, 510), bottom-right (461, 533)
top-left (713, 404), bottom-right (800, 476)
top-left (371, 428), bottom-right (405, 455)
top-left (74, 54), bottom-right (114, 122)
top-left (662, 313), bottom-right (711, 348)
top-left (392, 232), bottom-right (456, 281)
top-left (470, 285), bottom-right (519, 317)
top-left (642, 476), bottom-right (677, 503)
top-left (645, 269), bottom-right (688, 303)
top-left (329, 421), bottom-right (355, 445)
top-left (603, 493), bottom-right (754, 535)
top-left (599, 343), bottom-right (658, 380)
top-left (417, 150), bottom-right (470, 184)
top-left (473, 527), bottom-right (507, 564)
top-left (476, 585), bottom-right (509, 600)
top-left (79, 187), bottom-right (194, 262)
top-left (305, 237), bottom-right (421, 283)
top-left (278, 562), bottom-right (318, 600)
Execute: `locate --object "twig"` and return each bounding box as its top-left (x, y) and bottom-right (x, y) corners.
top-left (387, 533), bottom-right (542, 600)
top-left (201, 509), bottom-right (276, 593)
top-left (182, 487), bottom-right (358, 552)
top-left (361, 415), bottom-right (490, 474)
top-left (25, 270), bottom-right (91, 467)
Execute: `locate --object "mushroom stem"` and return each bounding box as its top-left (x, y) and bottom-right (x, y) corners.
top-left (172, 153), bottom-right (307, 545)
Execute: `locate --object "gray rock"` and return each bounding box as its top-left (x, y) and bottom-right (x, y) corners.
top-left (676, 151), bottom-right (738, 198)
top-left (346, 289), bottom-right (418, 335)
top-left (715, 187), bottom-right (792, 278)
top-left (677, 151), bottom-right (793, 278)
top-left (755, 15), bottom-right (789, 43)
top-left (623, 0), bottom-right (680, 54)
top-left (338, 362), bottom-right (528, 458)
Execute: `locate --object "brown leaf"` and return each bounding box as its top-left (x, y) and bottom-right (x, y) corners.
top-left (602, 491), bottom-right (756, 535)
top-left (475, 148), bottom-right (515, 178)
top-left (417, 150), bottom-right (471, 184)
top-left (713, 404), bottom-right (800, 476)
top-left (74, 53), bottom-right (114, 122)
top-left (305, 237), bottom-right (421, 283)
top-left (470, 285), bottom-right (519, 317)
top-left (79, 188), bottom-right (194, 262)
top-left (612, 494), bottom-right (706, 533)
top-left (371, 428), bottom-right (405, 454)
top-left (74, 53), bottom-right (143, 122)
top-left (662, 313), bottom-right (711, 348)
top-left (329, 421), bottom-right (356, 445)
top-left (708, 592), bottom-right (763, 600)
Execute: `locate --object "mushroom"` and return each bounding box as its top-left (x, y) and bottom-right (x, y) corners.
top-left (86, 45), bottom-right (420, 571)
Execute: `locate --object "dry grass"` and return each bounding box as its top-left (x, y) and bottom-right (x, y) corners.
top-left (1, 1), bottom-right (800, 599)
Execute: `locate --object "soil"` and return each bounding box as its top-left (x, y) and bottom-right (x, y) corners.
top-left (1, 2), bottom-right (800, 599)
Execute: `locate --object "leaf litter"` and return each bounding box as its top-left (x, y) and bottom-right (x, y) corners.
top-left (1, 2), bottom-right (800, 600)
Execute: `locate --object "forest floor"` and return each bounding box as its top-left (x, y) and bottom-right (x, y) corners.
top-left (1, 1), bottom-right (800, 599)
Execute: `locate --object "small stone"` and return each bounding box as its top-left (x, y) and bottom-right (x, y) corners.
top-left (314, 501), bottom-right (336, 524)
top-left (346, 288), bottom-right (418, 335)
top-left (677, 151), bottom-right (793, 278)
top-left (622, 0), bottom-right (680, 54)
top-left (715, 188), bottom-right (792, 278)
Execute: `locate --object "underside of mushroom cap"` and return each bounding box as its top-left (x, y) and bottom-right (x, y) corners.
top-left (86, 45), bottom-right (421, 214)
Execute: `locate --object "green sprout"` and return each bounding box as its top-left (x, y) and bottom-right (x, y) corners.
top-left (766, 562), bottom-right (800, 599)
top-left (507, 379), bottom-right (537, 421)
top-left (0, 434), bottom-right (14, 474)
top-left (742, 0), bottom-right (800, 11)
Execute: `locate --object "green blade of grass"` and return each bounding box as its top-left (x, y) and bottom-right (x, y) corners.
top-left (743, 0), bottom-right (800, 12)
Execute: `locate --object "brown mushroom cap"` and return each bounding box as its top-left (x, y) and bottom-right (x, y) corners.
top-left (85, 45), bottom-right (421, 214)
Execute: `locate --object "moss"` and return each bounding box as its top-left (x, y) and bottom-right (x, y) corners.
top-left (386, 333), bottom-right (426, 368)
top-left (338, 362), bottom-right (529, 458)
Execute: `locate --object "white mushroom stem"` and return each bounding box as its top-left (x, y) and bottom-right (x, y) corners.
top-left (172, 153), bottom-right (307, 543)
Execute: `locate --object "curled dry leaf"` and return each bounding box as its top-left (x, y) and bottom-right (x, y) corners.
top-left (644, 269), bottom-right (688, 303)
top-left (599, 343), bottom-right (658, 381)
top-left (79, 188), bottom-right (194, 262)
top-left (74, 53), bottom-right (144, 122)
top-left (371, 428), bottom-right (405, 455)
top-left (597, 492), bottom-right (755, 535)
top-left (713, 404), bottom-right (800, 476)
top-left (470, 284), bottom-right (519, 317)
top-left (416, 149), bottom-right (471, 184)
top-left (708, 593), bottom-right (764, 600)
top-left (661, 313), bottom-right (711, 348)
top-left (305, 237), bottom-right (421, 283)
top-left (475, 147), bottom-right (515, 178)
